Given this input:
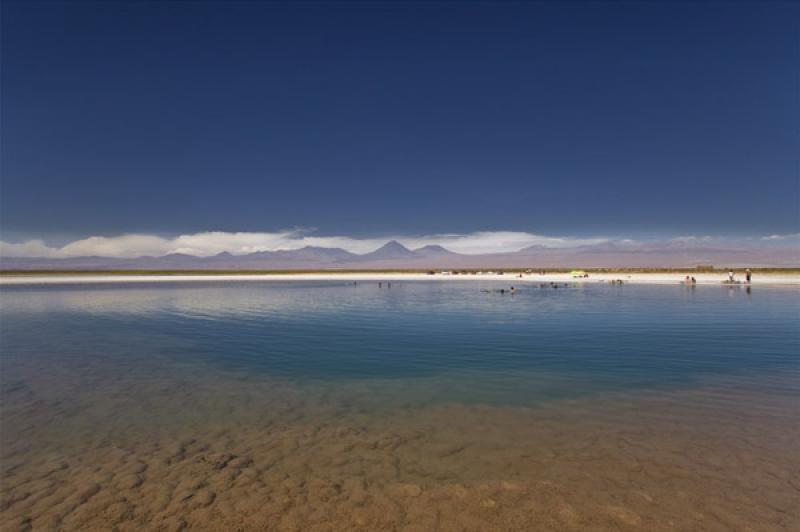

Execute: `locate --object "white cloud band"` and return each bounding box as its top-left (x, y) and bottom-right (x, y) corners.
top-left (0, 230), bottom-right (607, 258)
top-left (1, 230), bottom-right (797, 259)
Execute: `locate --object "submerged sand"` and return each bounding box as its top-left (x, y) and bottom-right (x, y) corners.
top-left (1, 360), bottom-right (798, 532)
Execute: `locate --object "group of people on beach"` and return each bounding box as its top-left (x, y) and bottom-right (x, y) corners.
top-left (725, 268), bottom-right (752, 284)
top-left (357, 269), bottom-right (756, 292)
top-left (682, 268), bottom-right (752, 286)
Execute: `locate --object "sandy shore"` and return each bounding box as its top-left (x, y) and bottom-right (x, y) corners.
top-left (1, 271), bottom-right (798, 286)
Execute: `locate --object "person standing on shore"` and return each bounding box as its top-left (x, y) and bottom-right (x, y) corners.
top-left (728, 270), bottom-right (735, 282)
top-left (746, 268), bottom-right (752, 283)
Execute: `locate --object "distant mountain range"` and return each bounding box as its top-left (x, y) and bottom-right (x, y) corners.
top-left (1, 240), bottom-right (796, 270)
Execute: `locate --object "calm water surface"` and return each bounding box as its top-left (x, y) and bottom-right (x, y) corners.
top-left (2, 281), bottom-right (798, 402)
top-left (1, 281), bottom-right (798, 531)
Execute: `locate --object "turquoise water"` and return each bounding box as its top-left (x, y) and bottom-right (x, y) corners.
top-left (2, 280), bottom-right (799, 531)
top-left (2, 281), bottom-right (798, 407)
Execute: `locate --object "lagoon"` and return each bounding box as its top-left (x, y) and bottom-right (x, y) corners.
top-left (1, 281), bottom-right (798, 530)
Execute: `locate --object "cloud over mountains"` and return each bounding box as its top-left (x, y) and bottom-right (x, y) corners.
top-left (0, 230), bottom-right (797, 269)
top-left (0, 230), bottom-right (609, 259)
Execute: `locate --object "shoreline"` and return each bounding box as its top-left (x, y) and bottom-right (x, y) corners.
top-left (1, 271), bottom-right (799, 286)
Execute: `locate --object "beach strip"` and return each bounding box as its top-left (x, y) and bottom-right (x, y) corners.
top-left (1, 272), bottom-right (798, 286)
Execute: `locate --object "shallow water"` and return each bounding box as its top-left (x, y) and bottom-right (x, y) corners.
top-left (1, 281), bottom-right (798, 531)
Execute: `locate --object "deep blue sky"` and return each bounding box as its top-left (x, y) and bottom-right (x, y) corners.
top-left (2, 1), bottom-right (798, 241)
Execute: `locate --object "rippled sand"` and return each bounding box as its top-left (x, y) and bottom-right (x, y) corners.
top-left (2, 361), bottom-right (798, 532)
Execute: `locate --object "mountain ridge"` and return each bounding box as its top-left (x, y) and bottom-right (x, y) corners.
top-left (1, 240), bottom-right (797, 269)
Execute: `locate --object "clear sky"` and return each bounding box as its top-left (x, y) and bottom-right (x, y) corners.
top-left (2, 0), bottom-right (798, 244)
